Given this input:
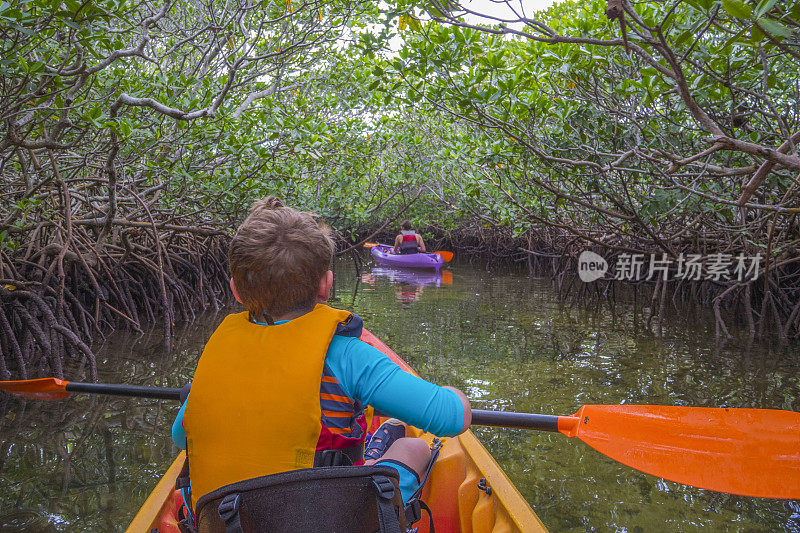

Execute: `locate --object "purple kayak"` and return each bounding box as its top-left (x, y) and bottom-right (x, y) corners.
top-left (370, 245), bottom-right (445, 270)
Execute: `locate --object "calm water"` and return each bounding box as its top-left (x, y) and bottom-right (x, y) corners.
top-left (1, 257), bottom-right (799, 531)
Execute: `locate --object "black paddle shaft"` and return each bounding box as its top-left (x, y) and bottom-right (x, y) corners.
top-left (470, 409), bottom-right (560, 431)
top-left (66, 382), bottom-right (183, 401)
top-left (61, 384), bottom-right (561, 431)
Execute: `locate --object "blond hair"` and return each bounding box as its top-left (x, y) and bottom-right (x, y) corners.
top-left (228, 196), bottom-right (334, 320)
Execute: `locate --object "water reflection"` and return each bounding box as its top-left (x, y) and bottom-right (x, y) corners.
top-left (2, 256), bottom-right (799, 532)
top-left (360, 266), bottom-right (453, 304)
top-left (0, 393), bottom-right (178, 531)
top-left (0, 312), bottom-right (222, 532)
top-left (340, 259), bottom-right (800, 532)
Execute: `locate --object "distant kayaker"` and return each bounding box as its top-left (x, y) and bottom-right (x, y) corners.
top-left (171, 197), bottom-right (471, 529)
top-left (394, 220), bottom-right (426, 254)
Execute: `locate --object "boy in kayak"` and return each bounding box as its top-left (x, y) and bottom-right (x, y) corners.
top-left (171, 197), bottom-right (470, 519)
top-left (394, 220), bottom-right (426, 254)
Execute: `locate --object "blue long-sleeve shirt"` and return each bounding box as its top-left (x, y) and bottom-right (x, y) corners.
top-left (172, 328), bottom-right (464, 449)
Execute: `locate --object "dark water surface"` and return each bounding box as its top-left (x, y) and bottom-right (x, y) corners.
top-left (2, 257), bottom-right (799, 531)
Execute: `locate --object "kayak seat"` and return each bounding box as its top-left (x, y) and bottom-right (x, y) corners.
top-left (180, 465), bottom-right (406, 533)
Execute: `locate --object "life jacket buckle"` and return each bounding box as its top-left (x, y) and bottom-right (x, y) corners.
top-left (372, 475), bottom-right (396, 500)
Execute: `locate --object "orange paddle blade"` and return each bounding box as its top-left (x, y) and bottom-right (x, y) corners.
top-left (362, 242), bottom-right (380, 248)
top-left (558, 405), bottom-right (800, 499)
top-left (0, 377), bottom-right (72, 400)
top-left (433, 251), bottom-right (454, 262)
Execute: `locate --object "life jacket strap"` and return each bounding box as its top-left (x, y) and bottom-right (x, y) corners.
top-left (176, 458), bottom-right (191, 489)
top-left (373, 475), bottom-right (403, 533)
top-left (398, 238), bottom-right (419, 254)
top-left (175, 457), bottom-right (195, 524)
top-left (217, 494), bottom-right (242, 533)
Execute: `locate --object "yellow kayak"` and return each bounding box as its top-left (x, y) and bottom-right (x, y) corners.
top-left (126, 329), bottom-right (547, 532)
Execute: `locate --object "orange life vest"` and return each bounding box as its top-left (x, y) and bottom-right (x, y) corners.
top-left (183, 304), bottom-right (353, 507)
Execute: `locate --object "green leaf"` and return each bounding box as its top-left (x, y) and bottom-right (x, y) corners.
top-left (755, 0), bottom-right (779, 17)
top-left (758, 18), bottom-right (794, 39)
top-left (675, 29), bottom-right (694, 47)
top-left (120, 119), bottom-right (132, 137)
top-left (721, 0), bottom-right (753, 19)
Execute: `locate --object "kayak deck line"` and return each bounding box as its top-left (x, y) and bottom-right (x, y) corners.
top-left (126, 329), bottom-right (546, 532)
top-left (127, 454), bottom-right (185, 533)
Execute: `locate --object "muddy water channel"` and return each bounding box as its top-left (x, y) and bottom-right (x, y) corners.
top-left (2, 257), bottom-right (799, 531)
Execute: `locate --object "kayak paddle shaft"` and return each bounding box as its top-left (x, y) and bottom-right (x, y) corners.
top-left (471, 409), bottom-right (561, 431)
top-left (66, 382), bottom-right (182, 400)
top-left (3, 377), bottom-right (799, 498)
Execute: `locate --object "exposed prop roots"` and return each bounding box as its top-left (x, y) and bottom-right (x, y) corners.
top-left (0, 227), bottom-right (230, 381)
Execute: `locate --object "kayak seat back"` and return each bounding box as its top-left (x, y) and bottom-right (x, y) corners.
top-left (187, 465), bottom-right (406, 533)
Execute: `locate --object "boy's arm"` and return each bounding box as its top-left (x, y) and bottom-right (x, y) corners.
top-left (417, 234), bottom-right (426, 252)
top-left (393, 234), bottom-right (401, 252)
top-left (328, 337), bottom-right (470, 437)
top-left (443, 385), bottom-right (471, 432)
top-left (172, 398), bottom-right (188, 449)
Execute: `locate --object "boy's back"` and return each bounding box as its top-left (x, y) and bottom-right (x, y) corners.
top-left (184, 306), bottom-right (353, 503)
top-left (174, 196), bottom-right (470, 515)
